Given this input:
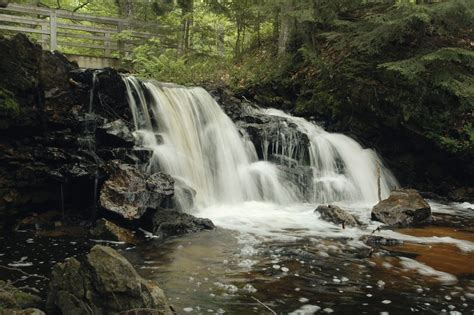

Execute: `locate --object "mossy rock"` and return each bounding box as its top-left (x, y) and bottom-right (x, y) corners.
top-left (0, 281), bottom-right (42, 309)
top-left (0, 88), bottom-right (20, 129)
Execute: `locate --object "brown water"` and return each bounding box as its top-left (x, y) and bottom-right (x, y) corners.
top-left (1, 201), bottom-right (473, 314)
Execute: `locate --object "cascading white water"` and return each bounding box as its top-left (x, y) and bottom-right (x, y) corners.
top-left (122, 75), bottom-right (398, 211)
top-left (123, 77), bottom-right (298, 208)
top-left (260, 108), bottom-right (398, 205)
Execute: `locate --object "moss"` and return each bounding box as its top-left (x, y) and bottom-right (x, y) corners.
top-left (0, 88), bottom-right (20, 129)
top-left (0, 281), bottom-right (42, 309)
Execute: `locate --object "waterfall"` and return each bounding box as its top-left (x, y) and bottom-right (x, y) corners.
top-left (261, 109), bottom-right (398, 204)
top-left (123, 77), bottom-right (298, 208)
top-left (122, 76), bottom-right (398, 210)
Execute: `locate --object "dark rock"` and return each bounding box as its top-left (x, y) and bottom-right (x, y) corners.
top-left (14, 210), bottom-right (61, 231)
top-left (315, 205), bottom-right (361, 227)
top-left (447, 187), bottom-right (474, 203)
top-left (143, 209), bottom-right (214, 239)
top-left (90, 218), bottom-right (138, 244)
top-left (47, 245), bottom-right (173, 315)
top-left (362, 235), bottom-right (403, 247)
top-left (99, 161), bottom-right (174, 220)
top-left (98, 148), bottom-right (153, 165)
top-left (371, 189), bottom-right (431, 226)
top-left (0, 35), bottom-right (144, 228)
top-left (97, 119), bottom-right (135, 148)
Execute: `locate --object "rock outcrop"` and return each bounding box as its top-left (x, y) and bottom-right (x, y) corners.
top-left (46, 245), bottom-right (174, 315)
top-left (100, 161), bottom-right (175, 220)
top-left (142, 209), bottom-right (215, 239)
top-left (315, 205), bottom-right (361, 227)
top-left (0, 34), bottom-right (140, 228)
top-left (371, 189), bottom-right (431, 226)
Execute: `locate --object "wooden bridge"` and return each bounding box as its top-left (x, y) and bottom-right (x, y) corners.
top-left (0, 2), bottom-right (175, 68)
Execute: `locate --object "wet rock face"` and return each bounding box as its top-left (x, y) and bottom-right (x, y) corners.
top-left (143, 209), bottom-right (214, 239)
top-left (211, 87), bottom-right (311, 169)
top-left (315, 205), bottom-right (361, 227)
top-left (100, 161), bottom-right (175, 220)
top-left (97, 119), bottom-right (135, 148)
top-left (47, 245), bottom-right (173, 315)
top-left (0, 35), bottom-right (143, 227)
top-left (371, 189), bottom-right (431, 226)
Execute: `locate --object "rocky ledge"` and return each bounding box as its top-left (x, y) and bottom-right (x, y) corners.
top-left (0, 34), bottom-right (213, 240)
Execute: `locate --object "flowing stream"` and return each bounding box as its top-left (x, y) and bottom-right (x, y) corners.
top-left (115, 77), bottom-right (474, 313)
top-left (1, 76), bottom-right (472, 314)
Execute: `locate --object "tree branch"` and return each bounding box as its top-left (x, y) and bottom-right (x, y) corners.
top-left (73, 0), bottom-right (92, 12)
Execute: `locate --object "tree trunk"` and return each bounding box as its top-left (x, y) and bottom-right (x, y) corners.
top-left (178, 0), bottom-right (194, 55)
top-left (115, 0), bottom-right (133, 18)
top-left (278, 1), bottom-right (295, 55)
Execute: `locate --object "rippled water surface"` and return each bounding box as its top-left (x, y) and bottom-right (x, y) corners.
top-left (1, 201), bottom-right (473, 314)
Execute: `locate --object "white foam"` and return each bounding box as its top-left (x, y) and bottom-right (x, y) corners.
top-left (289, 304), bottom-right (321, 315)
top-left (399, 257), bottom-right (457, 284)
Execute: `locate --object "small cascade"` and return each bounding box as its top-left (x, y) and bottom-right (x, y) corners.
top-left (82, 70), bottom-right (101, 216)
top-left (121, 75), bottom-right (398, 209)
top-left (260, 109), bottom-right (398, 204)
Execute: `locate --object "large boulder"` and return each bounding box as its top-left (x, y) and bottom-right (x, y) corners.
top-left (371, 189), bottom-right (431, 226)
top-left (100, 161), bottom-right (174, 220)
top-left (46, 245), bottom-right (173, 315)
top-left (315, 204), bottom-right (361, 227)
top-left (143, 209), bottom-right (214, 239)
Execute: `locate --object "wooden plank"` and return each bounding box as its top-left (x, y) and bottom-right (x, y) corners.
top-left (58, 40), bottom-right (119, 50)
top-left (0, 24), bottom-right (49, 34)
top-left (0, 4), bottom-right (51, 16)
top-left (2, 3), bottom-right (168, 30)
top-left (57, 31), bottom-right (114, 42)
top-left (56, 22), bottom-right (116, 34)
top-left (0, 13), bottom-right (47, 26)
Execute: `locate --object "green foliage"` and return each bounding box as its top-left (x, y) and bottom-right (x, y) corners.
top-left (0, 88), bottom-right (20, 129)
top-left (380, 48), bottom-right (474, 100)
top-left (131, 46), bottom-right (231, 85)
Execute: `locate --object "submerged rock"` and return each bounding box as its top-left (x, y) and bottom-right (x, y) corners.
top-left (362, 235), bottom-right (403, 247)
top-left (144, 209), bottom-right (214, 239)
top-left (47, 245), bottom-right (173, 315)
top-left (371, 189), bottom-right (431, 226)
top-left (100, 161), bottom-right (174, 220)
top-left (90, 218), bottom-right (138, 244)
top-left (315, 205), bottom-right (361, 227)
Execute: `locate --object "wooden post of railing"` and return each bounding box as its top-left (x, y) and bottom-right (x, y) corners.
top-left (49, 9), bottom-right (57, 51)
top-left (117, 22), bottom-right (124, 58)
top-left (41, 22), bottom-right (48, 50)
top-left (104, 31), bottom-right (111, 57)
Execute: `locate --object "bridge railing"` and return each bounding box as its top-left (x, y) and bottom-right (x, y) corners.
top-left (0, 3), bottom-right (175, 57)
